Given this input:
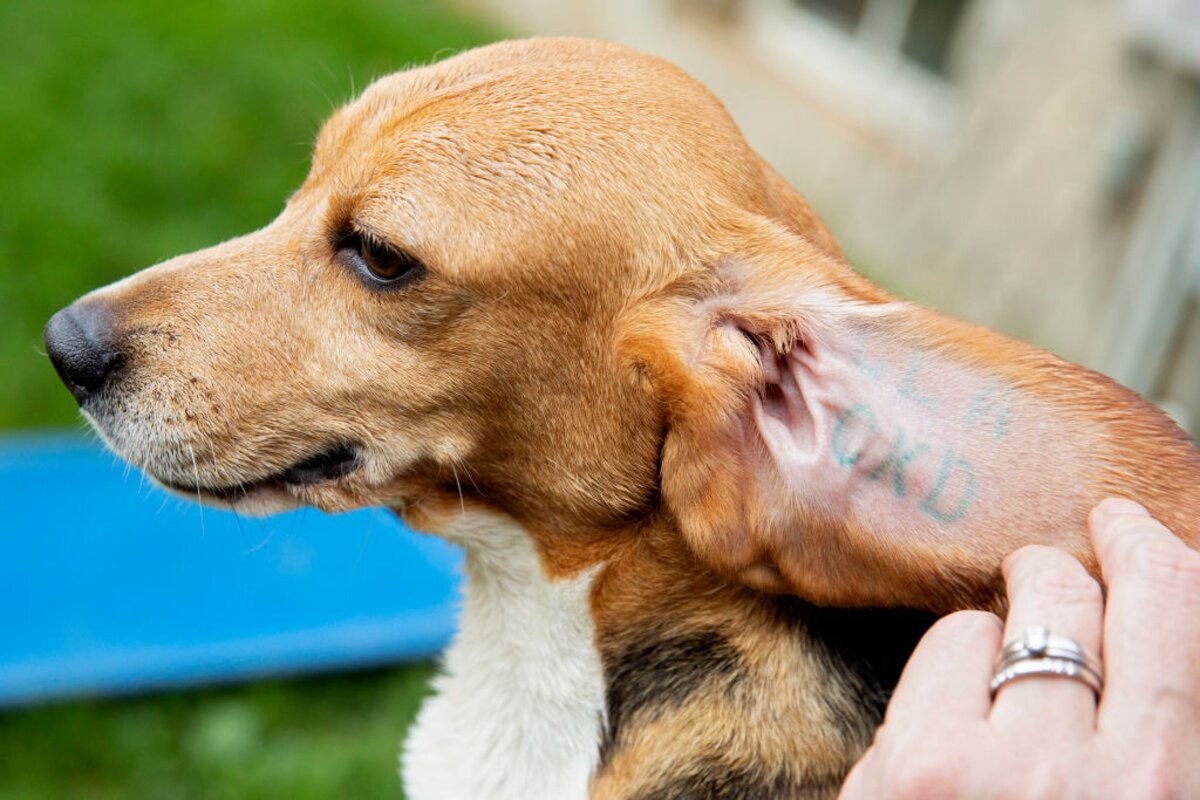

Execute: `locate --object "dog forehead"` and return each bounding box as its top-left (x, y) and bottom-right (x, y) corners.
top-left (292, 39), bottom-right (772, 289)
top-left (308, 39), bottom-right (753, 197)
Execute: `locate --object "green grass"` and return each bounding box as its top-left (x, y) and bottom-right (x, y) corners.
top-left (0, 666), bottom-right (437, 800)
top-left (0, 1), bottom-right (498, 796)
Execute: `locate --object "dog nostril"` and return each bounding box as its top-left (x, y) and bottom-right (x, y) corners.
top-left (44, 302), bottom-right (125, 405)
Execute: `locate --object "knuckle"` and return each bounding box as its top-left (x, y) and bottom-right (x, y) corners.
top-left (1150, 685), bottom-right (1200, 728)
top-left (884, 752), bottom-right (967, 800)
top-left (927, 610), bottom-right (1002, 645)
top-left (867, 724), bottom-right (966, 800)
top-left (1102, 514), bottom-right (1167, 541)
top-left (987, 751), bottom-right (1089, 800)
top-left (1018, 560), bottom-right (1102, 610)
top-left (1123, 537), bottom-right (1200, 591)
top-left (1005, 544), bottom-right (1057, 573)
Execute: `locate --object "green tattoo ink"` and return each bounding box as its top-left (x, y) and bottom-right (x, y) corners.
top-left (921, 448), bottom-right (977, 523)
top-left (867, 428), bottom-right (931, 498)
top-left (831, 403), bottom-right (878, 467)
top-left (897, 352), bottom-right (940, 410)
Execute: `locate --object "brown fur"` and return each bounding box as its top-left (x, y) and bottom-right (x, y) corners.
top-left (51, 38), bottom-right (1200, 796)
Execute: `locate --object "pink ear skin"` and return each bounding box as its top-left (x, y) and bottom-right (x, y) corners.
top-left (656, 223), bottom-right (1200, 613)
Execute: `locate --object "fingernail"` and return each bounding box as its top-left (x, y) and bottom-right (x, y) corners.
top-left (1094, 497), bottom-right (1151, 519)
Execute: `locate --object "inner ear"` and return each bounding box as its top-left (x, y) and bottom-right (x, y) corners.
top-left (727, 317), bottom-right (1039, 610)
top-left (753, 327), bottom-right (996, 534)
top-left (660, 236), bottom-right (1199, 613)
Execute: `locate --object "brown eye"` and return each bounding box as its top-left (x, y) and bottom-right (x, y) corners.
top-left (337, 231), bottom-right (425, 288)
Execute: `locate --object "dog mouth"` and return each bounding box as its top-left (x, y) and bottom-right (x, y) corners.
top-left (160, 443), bottom-right (361, 501)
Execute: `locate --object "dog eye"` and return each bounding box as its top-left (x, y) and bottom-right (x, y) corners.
top-left (338, 232), bottom-right (425, 288)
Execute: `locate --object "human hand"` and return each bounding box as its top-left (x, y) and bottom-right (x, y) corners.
top-left (839, 498), bottom-right (1200, 799)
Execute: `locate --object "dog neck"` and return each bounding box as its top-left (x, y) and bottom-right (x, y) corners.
top-left (401, 510), bottom-right (605, 800)
top-left (400, 507), bottom-right (930, 799)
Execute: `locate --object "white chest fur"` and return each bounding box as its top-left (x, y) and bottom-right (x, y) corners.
top-left (400, 512), bottom-right (605, 800)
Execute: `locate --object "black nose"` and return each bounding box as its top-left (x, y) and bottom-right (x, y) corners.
top-left (44, 302), bottom-right (124, 404)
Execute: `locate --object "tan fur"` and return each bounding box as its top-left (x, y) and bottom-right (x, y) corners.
top-left (55, 37), bottom-right (1200, 796)
top-left (588, 527), bottom-right (876, 798)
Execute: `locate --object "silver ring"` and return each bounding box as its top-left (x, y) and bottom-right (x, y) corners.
top-left (990, 626), bottom-right (1104, 699)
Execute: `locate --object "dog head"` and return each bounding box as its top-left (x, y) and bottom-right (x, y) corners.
top-left (45, 38), bottom-right (1200, 610)
top-left (44, 40), bottom-right (710, 528)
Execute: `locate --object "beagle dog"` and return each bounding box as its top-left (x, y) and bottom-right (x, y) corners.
top-left (44, 38), bottom-right (1200, 799)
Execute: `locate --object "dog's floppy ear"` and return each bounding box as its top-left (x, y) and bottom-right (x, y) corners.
top-left (627, 212), bottom-right (1200, 613)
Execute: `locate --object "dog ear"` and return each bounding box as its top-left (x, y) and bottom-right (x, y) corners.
top-left (628, 214), bottom-right (1200, 613)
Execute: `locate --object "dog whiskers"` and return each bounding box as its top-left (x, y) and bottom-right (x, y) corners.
top-left (450, 461), bottom-right (466, 517)
top-left (242, 525), bottom-right (276, 555)
top-left (205, 438), bottom-right (248, 547)
top-left (453, 456), bottom-right (484, 496)
top-left (187, 442), bottom-right (206, 540)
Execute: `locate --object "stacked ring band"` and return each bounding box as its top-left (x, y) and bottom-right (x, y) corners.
top-left (989, 626), bottom-right (1105, 699)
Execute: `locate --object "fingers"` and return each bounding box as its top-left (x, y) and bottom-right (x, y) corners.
top-left (843, 500), bottom-right (1200, 800)
top-left (842, 612), bottom-right (1000, 800)
top-left (1091, 498), bottom-right (1200, 736)
top-left (883, 610), bottom-right (1001, 727)
top-left (989, 545), bottom-right (1104, 734)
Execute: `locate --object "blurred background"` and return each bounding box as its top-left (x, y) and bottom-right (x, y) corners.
top-left (1, 0), bottom-right (1197, 798)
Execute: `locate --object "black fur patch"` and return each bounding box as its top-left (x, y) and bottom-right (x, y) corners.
top-left (600, 628), bottom-right (744, 766)
top-left (596, 602), bottom-right (935, 787)
top-left (784, 601), bottom-right (936, 725)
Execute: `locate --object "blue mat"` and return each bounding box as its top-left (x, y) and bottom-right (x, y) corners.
top-left (0, 433), bottom-right (463, 707)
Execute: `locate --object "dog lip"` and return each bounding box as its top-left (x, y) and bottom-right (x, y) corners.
top-left (160, 443), bottom-right (360, 499)
top-left (278, 443), bottom-right (360, 486)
